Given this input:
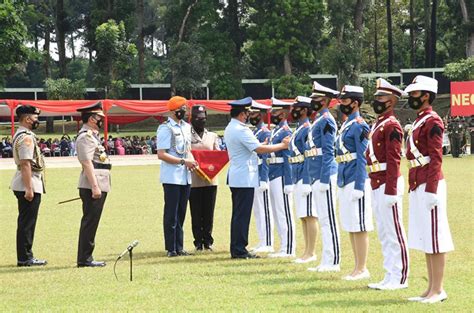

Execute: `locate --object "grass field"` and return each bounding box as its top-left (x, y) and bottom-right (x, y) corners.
top-left (0, 156), bottom-right (473, 312)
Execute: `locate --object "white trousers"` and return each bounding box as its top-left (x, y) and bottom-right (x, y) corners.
top-left (269, 176), bottom-right (296, 255)
top-left (252, 186), bottom-right (274, 248)
top-left (338, 179), bottom-right (374, 232)
top-left (408, 179), bottom-right (454, 254)
top-left (372, 177), bottom-right (409, 285)
top-left (313, 175), bottom-right (341, 266)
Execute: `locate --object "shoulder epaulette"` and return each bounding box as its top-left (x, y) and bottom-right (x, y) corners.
top-left (356, 116), bottom-right (364, 123)
top-left (303, 122), bottom-right (310, 127)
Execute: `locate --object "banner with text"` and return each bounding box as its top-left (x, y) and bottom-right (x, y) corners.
top-left (451, 81), bottom-right (474, 116)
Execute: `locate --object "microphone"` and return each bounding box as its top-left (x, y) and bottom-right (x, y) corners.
top-left (117, 240), bottom-right (139, 259)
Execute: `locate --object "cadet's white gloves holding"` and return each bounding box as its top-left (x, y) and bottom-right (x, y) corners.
top-left (383, 194), bottom-right (398, 208)
top-left (258, 181), bottom-right (268, 192)
top-left (351, 190), bottom-right (364, 202)
top-left (425, 192), bottom-right (439, 210)
top-left (319, 182), bottom-right (330, 192)
top-left (283, 185), bottom-right (294, 194)
top-left (301, 184), bottom-right (312, 196)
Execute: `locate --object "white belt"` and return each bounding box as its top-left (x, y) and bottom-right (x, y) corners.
top-left (366, 162), bottom-right (387, 173)
top-left (267, 157), bottom-right (284, 164)
top-left (289, 155), bottom-right (305, 164)
top-left (304, 148), bottom-right (322, 157)
top-left (408, 156), bottom-right (431, 169)
top-left (335, 153), bottom-right (357, 163)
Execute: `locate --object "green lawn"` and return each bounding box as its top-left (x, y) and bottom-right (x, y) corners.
top-left (0, 157), bottom-right (472, 311)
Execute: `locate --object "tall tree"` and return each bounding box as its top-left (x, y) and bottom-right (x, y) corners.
top-left (459, 0), bottom-right (474, 57)
top-left (136, 0), bottom-right (145, 83)
top-left (409, 0), bottom-right (416, 67)
top-left (423, 0), bottom-right (432, 67)
top-left (55, 0), bottom-right (68, 77)
top-left (386, 0), bottom-right (393, 72)
top-left (430, 0), bottom-right (437, 66)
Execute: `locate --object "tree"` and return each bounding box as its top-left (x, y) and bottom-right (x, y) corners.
top-left (55, 0), bottom-right (68, 77)
top-left (45, 78), bottom-right (86, 100)
top-left (94, 20), bottom-right (138, 99)
top-left (272, 74), bottom-right (311, 98)
top-left (459, 0), bottom-right (474, 57)
top-left (0, 1), bottom-right (29, 88)
top-left (386, 0), bottom-right (394, 72)
top-left (444, 57), bottom-right (474, 81)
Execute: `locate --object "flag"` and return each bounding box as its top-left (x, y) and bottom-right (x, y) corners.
top-left (191, 150), bottom-right (229, 183)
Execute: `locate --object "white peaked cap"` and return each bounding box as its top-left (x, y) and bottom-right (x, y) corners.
top-left (404, 75), bottom-right (438, 94)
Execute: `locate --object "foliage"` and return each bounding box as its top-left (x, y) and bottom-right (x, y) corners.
top-left (272, 74), bottom-right (312, 98)
top-left (93, 19), bottom-right (138, 99)
top-left (0, 1), bottom-right (28, 88)
top-left (45, 78), bottom-right (87, 100)
top-left (444, 57), bottom-right (474, 81)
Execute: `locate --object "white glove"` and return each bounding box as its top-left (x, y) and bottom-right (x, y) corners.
top-left (258, 181), bottom-right (268, 192)
top-left (284, 185), bottom-right (294, 194)
top-left (351, 190), bottom-right (364, 202)
top-left (383, 195), bottom-right (398, 208)
top-left (319, 182), bottom-right (330, 192)
top-left (301, 184), bottom-right (312, 196)
top-left (425, 192), bottom-right (439, 211)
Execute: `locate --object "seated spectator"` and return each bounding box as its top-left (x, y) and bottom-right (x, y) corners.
top-left (1, 137), bottom-right (13, 158)
top-left (60, 136), bottom-right (70, 156)
top-left (115, 137), bottom-right (125, 155)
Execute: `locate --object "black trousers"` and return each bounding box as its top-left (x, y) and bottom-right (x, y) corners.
top-left (230, 187), bottom-right (255, 257)
top-left (77, 188), bottom-right (107, 263)
top-left (163, 183), bottom-right (191, 252)
top-left (14, 191), bottom-right (41, 262)
top-left (189, 186), bottom-right (217, 248)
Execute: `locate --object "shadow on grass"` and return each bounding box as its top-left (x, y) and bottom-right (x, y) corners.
top-left (281, 298), bottom-right (406, 308)
top-left (263, 285), bottom-right (364, 296)
top-left (0, 264), bottom-right (73, 274)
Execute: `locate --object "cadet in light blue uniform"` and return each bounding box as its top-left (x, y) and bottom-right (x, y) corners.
top-left (304, 81), bottom-right (341, 273)
top-left (248, 99), bottom-right (274, 253)
top-left (335, 85), bottom-right (373, 281)
top-left (157, 96), bottom-right (197, 258)
top-left (224, 97), bottom-right (290, 259)
top-left (267, 98), bottom-right (295, 258)
top-left (289, 96), bottom-right (317, 264)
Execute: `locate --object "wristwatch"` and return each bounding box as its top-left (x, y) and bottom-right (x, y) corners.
top-left (180, 158), bottom-right (185, 165)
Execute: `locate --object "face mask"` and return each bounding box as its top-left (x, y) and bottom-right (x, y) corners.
top-left (94, 118), bottom-right (103, 129)
top-left (271, 115), bottom-right (282, 125)
top-left (408, 94), bottom-right (424, 110)
top-left (192, 118), bottom-right (206, 131)
top-left (175, 109), bottom-right (186, 120)
top-left (249, 116), bottom-right (261, 126)
top-left (31, 119), bottom-right (40, 130)
top-left (339, 102), bottom-right (354, 115)
top-left (291, 109), bottom-right (302, 120)
top-left (311, 100), bottom-right (323, 112)
top-left (372, 100), bottom-right (390, 114)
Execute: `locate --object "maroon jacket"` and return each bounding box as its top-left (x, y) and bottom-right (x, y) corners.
top-left (406, 107), bottom-right (444, 193)
top-left (365, 111), bottom-right (402, 195)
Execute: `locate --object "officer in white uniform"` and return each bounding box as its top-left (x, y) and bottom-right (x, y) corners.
top-left (224, 98), bottom-right (290, 259)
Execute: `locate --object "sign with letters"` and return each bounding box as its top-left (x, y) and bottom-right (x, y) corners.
top-left (451, 81), bottom-right (474, 116)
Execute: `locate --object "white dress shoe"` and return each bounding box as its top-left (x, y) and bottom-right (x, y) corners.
top-left (252, 246), bottom-right (274, 253)
top-left (378, 282), bottom-right (408, 290)
top-left (314, 264), bottom-right (340, 272)
top-left (421, 291), bottom-right (448, 304)
top-left (268, 252), bottom-right (295, 258)
top-left (293, 256), bottom-right (317, 264)
top-left (343, 269), bottom-right (370, 281)
top-left (407, 296), bottom-right (425, 302)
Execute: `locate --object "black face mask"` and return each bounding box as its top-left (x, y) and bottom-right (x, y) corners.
top-left (175, 109), bottom-right (186, 120)
top-left (93, 117), bottom-right (103, 129)
top-left (271, 115), bottom-right (282, 125)
top-left (311, 100), bottom-right (323, 112)
top-left (249, 116), bottom-right (261, 126)
top-left (192, 119), bottom-right (206, 131)
top-left (291, 109), bottom-right (302, 120)
top-left (372, 100), bottom-right (390, 114)
top-left (339, 102), bottom-right (355, 115)
top-left (31, 119), bottom-right (40, 130)
top-left (408, 94), bottom-right (424, 110)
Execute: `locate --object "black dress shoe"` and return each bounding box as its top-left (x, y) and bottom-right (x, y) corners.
top-left (17, 258), bottom-right (48, 267)
top-left (177, 250), bottom-right (193, 256)
top-left (231, 253), bottom-right (260, 259)
top-left (195, 246), bottom-right (203, 251)
top-left (167, 251), bottom-right (178, 257)
top-left (77, 261), bottom-right (106, 267)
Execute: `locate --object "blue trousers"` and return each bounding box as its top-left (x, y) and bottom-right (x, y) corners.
top-left (162, 183), bottom-right (191, 252)
top-left (230, 187), bottom-right (255, 257)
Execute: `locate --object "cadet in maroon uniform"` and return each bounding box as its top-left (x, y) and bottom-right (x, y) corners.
top-left (404, 76), bottom-right (454, 304)
top-left (366, 78), bottom-right (409, 290)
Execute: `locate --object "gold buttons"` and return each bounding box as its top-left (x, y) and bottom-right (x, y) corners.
top-left (377, 143), bottom-right (381, 146)
top-left (377, 180), bottom-right (380, 183)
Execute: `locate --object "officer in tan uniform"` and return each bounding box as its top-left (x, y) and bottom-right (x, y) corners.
top-left (11, 105), bottom-right (47, 267)
top-left (75, 103), bottom-right (111, 267)
top-left (189, 105), bottom-right (220, 251)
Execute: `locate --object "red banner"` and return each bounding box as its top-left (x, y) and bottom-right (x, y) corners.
top-left (450, 81), bottom-right (474, 117)
top-left (191, 150), bottom-right (229, 182)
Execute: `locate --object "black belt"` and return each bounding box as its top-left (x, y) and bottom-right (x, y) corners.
top-left (93, 162), bottom-right (112, 170)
